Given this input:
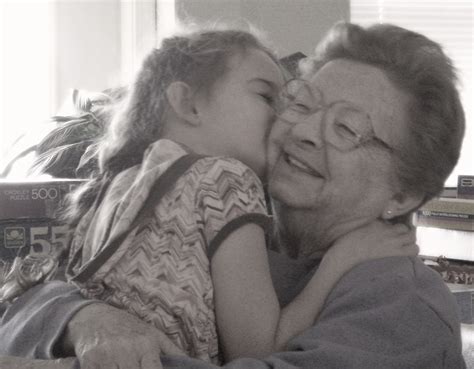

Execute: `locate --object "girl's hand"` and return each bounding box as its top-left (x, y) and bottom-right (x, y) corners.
top-left (324, 220), bottom-right (418, 275)
top-left (64, 302), bottom-right (184, 369)
top-left (299, 220), bottom-right (418, 326)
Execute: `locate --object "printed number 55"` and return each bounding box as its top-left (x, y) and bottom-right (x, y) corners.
top-left (30, 225), bottom-right (68, 255)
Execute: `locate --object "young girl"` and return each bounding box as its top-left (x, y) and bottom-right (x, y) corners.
top-left (1, 27), bottom-right (415, 364)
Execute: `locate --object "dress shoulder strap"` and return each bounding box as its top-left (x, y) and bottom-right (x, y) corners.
top-left (69, 153), bottom-right (205, 284)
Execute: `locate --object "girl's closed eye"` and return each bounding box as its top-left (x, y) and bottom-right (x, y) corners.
top-left (257, 91), bottom-right (282, 113)
top-left (258, 92), bottom-right (275, 105)
top-left (249, 78), bottom-right (280, 109)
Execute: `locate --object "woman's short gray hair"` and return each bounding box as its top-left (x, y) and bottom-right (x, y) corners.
top-left (301, 22), bottom-right (465, 205)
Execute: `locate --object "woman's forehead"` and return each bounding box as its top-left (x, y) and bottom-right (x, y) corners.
top-left (308, 60), bottom-right (392, 103)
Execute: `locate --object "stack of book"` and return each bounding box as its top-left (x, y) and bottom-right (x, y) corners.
top-left (0, 179), bottom-right (84, 268)
top-left (414, 196), bottom-right (474, 232)
top-left (415, 176), bottom-right (474, 262)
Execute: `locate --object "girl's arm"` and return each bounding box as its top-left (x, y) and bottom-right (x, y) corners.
top-left (211, 223), bottom-right (279, 360)
top-left (211, 220), bottom-right (417, 361)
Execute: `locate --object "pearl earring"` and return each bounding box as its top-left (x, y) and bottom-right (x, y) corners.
top-left (386, 210), bottom-right (393, 216)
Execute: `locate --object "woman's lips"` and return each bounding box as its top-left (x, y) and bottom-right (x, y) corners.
top-left (284, 153), bottom-right (323, 178)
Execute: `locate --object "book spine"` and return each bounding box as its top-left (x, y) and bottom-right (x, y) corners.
top-left (417, 210), bottom-right (474, 221)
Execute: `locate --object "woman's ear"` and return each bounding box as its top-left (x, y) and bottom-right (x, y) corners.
top-left (382, 191), bottom-right (424, 220)
top-left (165, 82), bottom-right (201, 126)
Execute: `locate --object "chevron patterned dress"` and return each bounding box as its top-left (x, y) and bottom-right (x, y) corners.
top-left (66, 139), bottom-right (271, 363)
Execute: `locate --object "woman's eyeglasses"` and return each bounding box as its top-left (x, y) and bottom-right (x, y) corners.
top-left (276, 78), bottom-right (395, 153)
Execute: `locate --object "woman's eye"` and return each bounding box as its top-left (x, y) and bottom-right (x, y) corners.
top-left (289, 102), bottom-right (309, 113)
top-left (334, 121), bottom-right (360, 140)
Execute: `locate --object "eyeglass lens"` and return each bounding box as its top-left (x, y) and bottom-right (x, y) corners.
top-left (279, 79), bottom-right (376, 151)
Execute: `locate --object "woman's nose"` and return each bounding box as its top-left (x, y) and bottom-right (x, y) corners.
top-left (289, 113), bottom-right (325, 150)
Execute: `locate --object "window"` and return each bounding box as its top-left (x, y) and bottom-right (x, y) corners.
top-left (351, 0), bottom-right (473, 186)
top-left (0, 2), bottom-right (56, 172)
top-left (0, 0), bottom-right (159, 178)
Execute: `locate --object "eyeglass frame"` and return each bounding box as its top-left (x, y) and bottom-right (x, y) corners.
top-left (274, 78), bottom-right (397, 154)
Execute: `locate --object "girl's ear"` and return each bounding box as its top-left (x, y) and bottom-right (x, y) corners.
top-left (165, 81), bottom-right (201, 126)
top-left (381, 191), bottom-right (424, 220)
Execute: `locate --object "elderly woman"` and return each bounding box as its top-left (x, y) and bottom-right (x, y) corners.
top-left (0, 21), bottom-right (466, 369)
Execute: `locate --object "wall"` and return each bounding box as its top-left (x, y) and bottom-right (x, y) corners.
top-left (176, 0), bottom-right (350, 57)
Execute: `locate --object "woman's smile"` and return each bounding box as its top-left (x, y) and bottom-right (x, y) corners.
top-left (283, 152), bottom-right (323, 178)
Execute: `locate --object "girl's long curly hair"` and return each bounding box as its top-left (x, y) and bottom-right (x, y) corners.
top-left (65, 26), bottom-right (279, 227)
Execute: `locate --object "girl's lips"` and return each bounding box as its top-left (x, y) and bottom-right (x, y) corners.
top-left (284, 152), bottom-right (323, 178)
